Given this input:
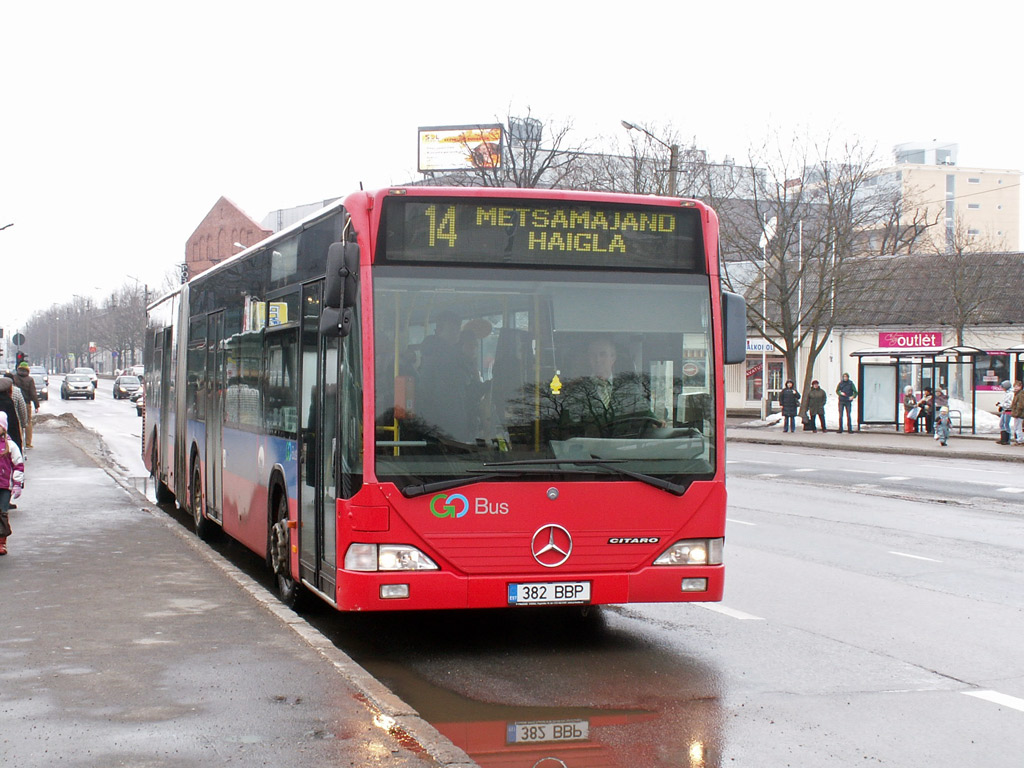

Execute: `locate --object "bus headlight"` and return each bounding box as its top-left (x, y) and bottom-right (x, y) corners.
top-left (344, 543), bottom-right (439, 571)
top-left (653, 538), bottom-right (724, 566)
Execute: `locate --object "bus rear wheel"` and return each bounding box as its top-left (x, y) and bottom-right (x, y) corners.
top-left (191, 463), bottom-right (215, 541)
top-left (152, 444), bottom-right (174, 504)
top-left (270, 493), bottom-right (304, 609)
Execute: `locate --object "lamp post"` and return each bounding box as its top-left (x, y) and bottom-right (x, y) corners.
top-left (758, 216), bottom-right (777, 420)
top-left (620, 120), bottom-right (679, 197)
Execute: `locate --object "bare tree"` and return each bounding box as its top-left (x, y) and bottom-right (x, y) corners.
top-left (867, 178), bottom-right (941, 255)
top-left (933, 214), bottom-right (999, 347)
top-left (718, 132), bottom-right (897, 400)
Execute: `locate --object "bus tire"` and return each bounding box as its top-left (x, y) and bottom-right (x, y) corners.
top-left (190, 460), bottom-right (216, 541)
top-left (152, 442), bottom-right (175, 504)
top-left (269, 489), bottom-right (305, 610)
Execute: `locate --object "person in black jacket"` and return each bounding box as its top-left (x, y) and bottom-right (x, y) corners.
top-left (12, 362), bottom-right (40, 448)
top-left (0, 378), bottom-right (24, 451)
top-left (835, 373), bottom-right (858, 433)
top-left (779, 379), bottom-right (801, 433)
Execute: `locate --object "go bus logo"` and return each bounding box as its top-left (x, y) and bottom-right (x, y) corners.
top-left (430, 493), bottom-right (508, 519)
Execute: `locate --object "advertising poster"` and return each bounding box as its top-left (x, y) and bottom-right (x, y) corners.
top-left (418, 125), bottom-right (504, 172)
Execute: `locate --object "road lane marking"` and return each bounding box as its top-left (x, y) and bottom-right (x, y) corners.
top-left (997, 487), bottom-right (1024, 494)
top-left (755, 473), bottom-right (780, 478)
top-left (963, 690), bottom-right (1024, 713)
top-left (693, 604), bottom-right (765, 621)
top-left (889, 551), bottom-right (942, 563)
top-left (726, 518), bottom-right (756, 526)
top-left (792, 468), bottom-right (817, 472)
top-left (882, 476), bottom-right (911, 481)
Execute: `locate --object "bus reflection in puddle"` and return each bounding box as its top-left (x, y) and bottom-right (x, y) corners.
top-left (431, 707), bottom-right (718, 767)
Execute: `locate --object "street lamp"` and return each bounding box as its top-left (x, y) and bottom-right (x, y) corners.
top-left (758, 217), bottom-right (777, 420)
top-left (233, 241), bottom-right (246, 250)
top-left (621, 120), bottom-right (679, 197)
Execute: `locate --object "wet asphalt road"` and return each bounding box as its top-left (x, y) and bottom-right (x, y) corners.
top-left (41, 378), bottom-right (1024, 767)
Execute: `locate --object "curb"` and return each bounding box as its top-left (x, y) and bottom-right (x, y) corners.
top-left (726, 432), bottom-right (1024, 464)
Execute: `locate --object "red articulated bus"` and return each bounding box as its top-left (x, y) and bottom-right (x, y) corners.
top-left (144, 187), bottom-right (746, 611)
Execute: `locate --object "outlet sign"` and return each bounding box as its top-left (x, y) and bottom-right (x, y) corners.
top-left (878, 331), bottom-right (943, 349)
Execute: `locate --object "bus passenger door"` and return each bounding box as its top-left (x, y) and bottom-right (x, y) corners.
top-left (298, 283), bottom-right (337, 596)
top-left (204, 311), bottom-right (224, 523)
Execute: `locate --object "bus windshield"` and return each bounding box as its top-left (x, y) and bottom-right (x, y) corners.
top-left (373, 269), bottom-right (715, 493)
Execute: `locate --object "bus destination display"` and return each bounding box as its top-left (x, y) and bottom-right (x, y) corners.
top-left (383, 199), bottom-right (703, 270)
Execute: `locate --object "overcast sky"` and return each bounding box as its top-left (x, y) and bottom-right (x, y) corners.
top-left (2, 1), bottom-right (1021, 332)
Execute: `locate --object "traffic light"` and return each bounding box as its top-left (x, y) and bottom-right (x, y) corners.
top-left (16, 351), bottom-right (26, 365)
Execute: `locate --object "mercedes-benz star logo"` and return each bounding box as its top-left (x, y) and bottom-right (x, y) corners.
top-left (531, 524), bottom-right (572, 568)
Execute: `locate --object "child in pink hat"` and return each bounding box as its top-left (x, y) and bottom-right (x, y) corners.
top-left (0, 411), bottom-right (25, 555)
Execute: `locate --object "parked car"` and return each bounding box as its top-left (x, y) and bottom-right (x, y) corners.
top-left (30, 373), bottom-right (48, 400)
top-left (113, 375), bottom-right (142, 400)
top-left (72, 367), bottom-right (98, 388)
top-left (61, 373), bottom-right (95, 400)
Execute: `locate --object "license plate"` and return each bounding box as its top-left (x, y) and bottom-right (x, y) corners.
top-left (507, 719), bottom-right (589, 744)
top-left (507, 581), bottom-right (591, 605)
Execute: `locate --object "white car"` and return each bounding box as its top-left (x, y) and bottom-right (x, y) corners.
top-left (72, 367), bottom-right (98, 388)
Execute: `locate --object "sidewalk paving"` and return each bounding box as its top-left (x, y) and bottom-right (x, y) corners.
top-left (0, 418), bottom-right (476, 768)
top-left (727, 420), bottom-right (1024, 463)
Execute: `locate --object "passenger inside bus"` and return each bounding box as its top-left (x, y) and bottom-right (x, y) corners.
top-left (415, 312), bottom-right (485, 443)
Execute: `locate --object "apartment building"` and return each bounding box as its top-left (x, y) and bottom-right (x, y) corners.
top-left (869, 141), bottom-right (1020, 252)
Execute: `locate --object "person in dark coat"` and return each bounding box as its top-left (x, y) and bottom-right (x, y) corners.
top-left (12, 362), bottom-right (40, 448)
top-left (0, 378), bottom-right (24, 451)
top-left (835, 373), bottom-right (858, 433)
top-left (918, 387), bottom-right (935, 434)
top-left (804, 380), bottom-right (827, 432)
top-left (779, 379), bottom-right (801, 433)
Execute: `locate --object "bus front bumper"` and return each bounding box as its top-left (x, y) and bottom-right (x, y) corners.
top-left (333, 565), bottom-right (724, 611)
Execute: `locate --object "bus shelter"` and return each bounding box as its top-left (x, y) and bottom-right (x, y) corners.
top-left (851, 345), bottom-right (985, 434)
top-left (1006, 343), bottom-right (1024, 383)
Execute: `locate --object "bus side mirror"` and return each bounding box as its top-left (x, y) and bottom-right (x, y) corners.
top-left (722, 291), bottom-right (747, 365)
top-left (320, 306), bottom-right (354, 338)
top-left (324, 242), bottom-right (359, 310)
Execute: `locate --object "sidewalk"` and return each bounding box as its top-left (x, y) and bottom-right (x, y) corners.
top-left (727, 419), bottom-right (1024, 463)
top-left (0, 418), bottom-right (476, 768)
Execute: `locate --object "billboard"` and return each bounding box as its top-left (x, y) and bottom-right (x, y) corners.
top-left (418, 124), bottom-right (504, 172)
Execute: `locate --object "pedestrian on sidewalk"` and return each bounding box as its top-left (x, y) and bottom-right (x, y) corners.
top-left (836, 373), bottom-right (858, 433)
top-left (779, 379), bottom-right (801, 433)
top-left (804, 380), bottom-right (827, 432)
top-left (902, 386), bottom-right (919, 433)
top-left (1011, 380), bottom-right (1024, 446)
top-left (0, 378), bottom-right (24, 451)
top-left (919, 388), bottom-right (935, 434)
top-left (0, 412), bottom-right (25, 555)
top-left (996, 380), bottom-right (1014, 445)
top-left (934, 406), bottom-right (952, 446)
top-left (12, 362), bottom-right (40, 449)
top-left (3, 372), bottom-right (28, 442)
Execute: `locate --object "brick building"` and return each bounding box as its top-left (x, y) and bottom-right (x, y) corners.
top-left (185, 197), bottom-right (271, 281)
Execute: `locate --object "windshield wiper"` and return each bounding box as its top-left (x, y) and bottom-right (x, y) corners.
top-left (402, 472), bottom-right (509, 498)
top-left (483, 458), bottom-right (687, 495)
